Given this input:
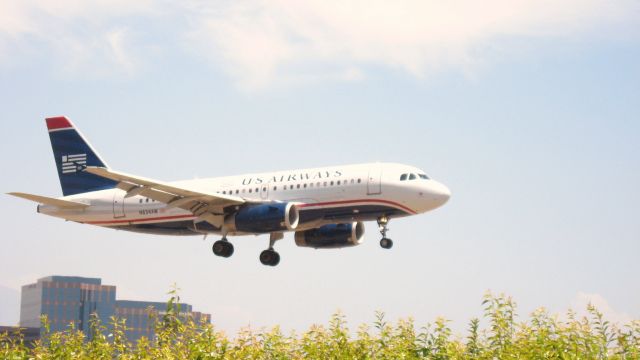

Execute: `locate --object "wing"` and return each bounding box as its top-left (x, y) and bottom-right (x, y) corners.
top-left (85, 167), bottom-right (245, 227)
top-left (8, 192), bottom-right (89, 209)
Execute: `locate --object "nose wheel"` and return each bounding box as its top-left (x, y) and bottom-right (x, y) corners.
top-left (212, 237), bottom-right (234, 258)
top-left (377, 216), bottom-right (393, 249)
top-left (380, 237), bottom-right (393, 249)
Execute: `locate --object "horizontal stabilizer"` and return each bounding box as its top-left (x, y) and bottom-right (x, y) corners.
top-left (7, 192), bottom-right (89, 209)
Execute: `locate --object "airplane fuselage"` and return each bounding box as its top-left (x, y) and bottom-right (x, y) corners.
top-left (39, 162), bottom-right (450, 236)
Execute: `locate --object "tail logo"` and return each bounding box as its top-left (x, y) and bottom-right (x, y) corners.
top-left (61, 154), bottom-right (87, 174)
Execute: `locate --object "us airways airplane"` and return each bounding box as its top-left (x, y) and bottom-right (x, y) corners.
top-left (9, 117), bottom-right (451, 266)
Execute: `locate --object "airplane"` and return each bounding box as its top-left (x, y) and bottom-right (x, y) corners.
top-left (8, 117), bottom-right (451, 266)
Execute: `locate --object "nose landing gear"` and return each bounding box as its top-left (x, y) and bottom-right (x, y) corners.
top-left (377, 216), bottom-right (393, 249)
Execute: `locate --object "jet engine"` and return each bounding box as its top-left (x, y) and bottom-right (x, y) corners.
top-left (294, 222), bottom-right (365, 249)
top-left (229, 202), bottom-right (299, 233)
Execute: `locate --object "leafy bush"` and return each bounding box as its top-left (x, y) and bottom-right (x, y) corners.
top-left (1, 291), bottom-right (638, 359)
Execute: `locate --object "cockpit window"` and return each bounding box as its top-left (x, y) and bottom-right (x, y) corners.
top-left (409, 173), bottom-right (416, 180)
top-left (419, 174), bottom-right (429, 180)
top-left (400, 174), bottom-right (408, 181)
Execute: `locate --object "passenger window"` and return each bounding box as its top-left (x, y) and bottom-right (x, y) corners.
top-left (255, 188), bottom-right (259, 192)
top-left (236, 190), bottom-right (239, 194)
top-left (317, 182), bottom-right (321, 187)
top-left (357, 179), bottom-right (361, 183)
top-left (351, 179), bottom-right (354, 184)
top-left (263, 187), bottom-right (267, 192)
top-left (139, 199), bottom-right (142, 203)
top-left (409, 173), bottom-right (416, 180)
top-left (337, 180), bottom-right (341, 185)
top-left (249, 189), bottom-right (252, 193)
top-left (330, 181), bottom-right (334, 186)
top-left (304, 184), bottom-right (307, 188)
top-left (323, 181), bottom-right (327, 186)
top-left (273, 186), bottom-right (277, 191)
top-left (400, 174), bottom-right (407, 181)
top-left (290, 185), bottom-right (294, 189)
top-left (297, 184), bottom-right (300, 189)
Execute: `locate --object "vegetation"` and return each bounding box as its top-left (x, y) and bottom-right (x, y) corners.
top-left (1, 291), bottom-right (639, 359)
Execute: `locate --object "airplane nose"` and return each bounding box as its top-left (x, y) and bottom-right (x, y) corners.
top-left (428, 181), bottom-right (451, 207)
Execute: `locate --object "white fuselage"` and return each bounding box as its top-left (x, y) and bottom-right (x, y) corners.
top-left (38, 162), bottom-right (450, 236)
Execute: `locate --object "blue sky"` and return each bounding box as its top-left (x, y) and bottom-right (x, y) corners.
top-left (1, 1), bottom-right (638, 333)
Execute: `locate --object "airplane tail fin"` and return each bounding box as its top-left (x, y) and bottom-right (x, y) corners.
top-left (46, 116), bottom-right (117, 196)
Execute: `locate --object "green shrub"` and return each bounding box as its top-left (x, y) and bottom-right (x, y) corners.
top-left (1, 291), bottom-right (638, 359)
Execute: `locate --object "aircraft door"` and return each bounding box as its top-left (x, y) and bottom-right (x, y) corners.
top-left (260, 183), bottom-right (269, 200)
top-left (113, 191), bottom-right (126, 218)
top-left (367, 163), bottom-right (382, 195)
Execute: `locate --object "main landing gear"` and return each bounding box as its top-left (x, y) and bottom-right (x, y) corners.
top-left (378, 216), bottom-right (393, 249)
top-left (260, 233), bottom-right (282, 267)
top-left (212, 237), bottom-right (234, 258)
top-left (211, 232), bottom-right (282, 266)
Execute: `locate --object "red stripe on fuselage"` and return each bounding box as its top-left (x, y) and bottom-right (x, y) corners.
top-left (46, 116), bottom-right (73, 130)
top-left (298, 199), bottom-right (416, 215)
top-left (86, 214), bottom-right (196, 225)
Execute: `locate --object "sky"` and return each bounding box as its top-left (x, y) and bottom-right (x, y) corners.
top-left (0, 0), bottom-right (639, 335)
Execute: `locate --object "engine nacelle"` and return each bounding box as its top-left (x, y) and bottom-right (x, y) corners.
top-left (230, 202), bottom-right (299, 233)
top-left (294, 222), bottom-right (365, 249)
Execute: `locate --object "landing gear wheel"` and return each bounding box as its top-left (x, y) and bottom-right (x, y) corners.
top-left (212, 239), bottom-right (234, 258)
top-left (380, 237), bottom-right (393, 249)
top-left (260, 249), bottom-right (280, 266)
top-left (377, 216), bottom-right (393, 250)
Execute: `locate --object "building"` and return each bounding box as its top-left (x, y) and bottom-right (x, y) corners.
top-left (19, 276), bottom-right (210, 343)
top-left (115, 300), bottom-right (211, 342)
top-left (0, 326), bottom-right (40, 347)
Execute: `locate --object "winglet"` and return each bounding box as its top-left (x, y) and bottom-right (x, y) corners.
top-left (7, 192), bottom-right (89, 209)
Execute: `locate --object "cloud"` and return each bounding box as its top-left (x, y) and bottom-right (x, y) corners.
top-left (0, 0), bottom-right (637, 87)
top-left (0, 0), bottom-right (152, 76)
top-left (571, 292), bottom-right (634, 325)
top-left (186, 0), bottom-right (639, 90)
